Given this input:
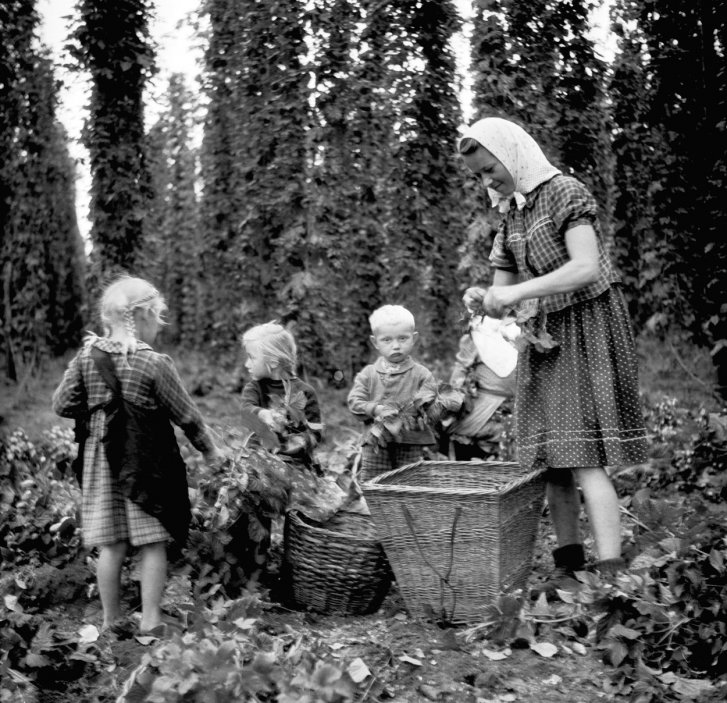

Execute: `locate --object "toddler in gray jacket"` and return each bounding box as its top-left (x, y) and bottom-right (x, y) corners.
top-left (347, 305), bottom-right (440, 482)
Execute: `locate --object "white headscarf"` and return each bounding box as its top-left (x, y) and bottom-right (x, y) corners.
top-left (458, 117), bottom-right (561, 213)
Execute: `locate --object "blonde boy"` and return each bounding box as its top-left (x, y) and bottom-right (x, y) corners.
top-left (348, 305), bottom-right (438, 481)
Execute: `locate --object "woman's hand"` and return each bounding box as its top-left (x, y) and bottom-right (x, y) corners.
top-left (483, 286), bottom-right (519, 318)
top-left (463, 286), bottom-right (488, 315)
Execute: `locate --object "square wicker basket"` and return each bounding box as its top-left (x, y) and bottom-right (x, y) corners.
top-left (362, 460), bottom-right (545, 624)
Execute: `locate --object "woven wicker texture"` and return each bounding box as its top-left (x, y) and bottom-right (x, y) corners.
top-left (282, 510), bottom-right (392, 616)
top-left (363, 460), bottom-right (545, 624)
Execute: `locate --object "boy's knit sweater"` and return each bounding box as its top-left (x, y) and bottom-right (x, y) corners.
top-left (347, 356), bottom-right (438, 445)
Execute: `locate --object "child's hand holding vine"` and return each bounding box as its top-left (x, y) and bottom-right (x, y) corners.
top-left (374, 405), bottom-right (397, 420)
top-left (259, 409), bottom-right (286, 432)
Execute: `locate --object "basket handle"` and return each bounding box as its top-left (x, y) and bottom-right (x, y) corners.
top-left (401, 504), bottom-right (462, 623)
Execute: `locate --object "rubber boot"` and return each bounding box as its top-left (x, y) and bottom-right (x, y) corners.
top-left (531, 544), bottom-right (586, 600)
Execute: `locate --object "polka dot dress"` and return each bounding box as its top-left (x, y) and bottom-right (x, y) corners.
top-left (516, 286), bottom-right (649, 470)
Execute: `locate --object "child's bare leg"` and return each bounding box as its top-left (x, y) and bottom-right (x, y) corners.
top-left (97, 541), bottom-right (128, 628)
top-left (545, 469), bottom-right (581, 547)
top-left (138, 541), bottom-right (167, 632)
top-left (574, 467), bottom-right (621, 560)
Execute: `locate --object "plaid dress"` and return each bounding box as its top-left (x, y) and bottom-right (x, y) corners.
top-left (489, 175), bottom-right (649, 470)
top-left (52, 337), bottom-right (215, 547)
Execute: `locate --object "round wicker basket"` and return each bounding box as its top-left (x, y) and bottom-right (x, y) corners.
top-left (282, 510), bottom-right (392, 616)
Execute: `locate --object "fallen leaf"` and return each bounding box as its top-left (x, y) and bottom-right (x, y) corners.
top-left (234, 617), bottom-right (257, 630)
top-left (530, 641), bottom-right (558, 658)
top-left (347, 658), bottom-right (370, 683)
top-left (24, 653), bottom-right (50, 668)
top-left (78, 624), bottom-right (99, 644)
top-left (671, 677), bottom-right (714, 699)
top-left (135, 635), bottom-right (159, 646)
top-left (482, 648), bottom-right (510, 661)
top-left (554, 588), bottom-right (576, 603)
top-left (572, 642), bottom-right (587, 656)
top-left (608, 624), bottom-right (641, 640)
top-left (419, 684), bottom-right (442, 700)
top-left (4, 595), bottom-right (21, 612)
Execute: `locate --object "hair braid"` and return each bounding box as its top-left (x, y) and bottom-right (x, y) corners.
top-left (123, 306), bottom-right (137, 340)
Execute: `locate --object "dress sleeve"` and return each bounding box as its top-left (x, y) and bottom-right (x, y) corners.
top-left (347, 367), bottom-right (377, 419)
top-left (52, 351), bottom-right (87, 418)
top-left (154, 354), bottom-right (215, 454)
top-left (548, 177), bottom-right (598, 233)
top-left (489, 221), bottom-right (517, 271)
top-left (240, 381), bottom-right (264, 415)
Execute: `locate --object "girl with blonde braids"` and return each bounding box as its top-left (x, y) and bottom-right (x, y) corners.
top-left (53, 276), bottom-right (220, 635)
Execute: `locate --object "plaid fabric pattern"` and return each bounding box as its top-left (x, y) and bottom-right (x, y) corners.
top-left (81, 436), bottom-right (170, 546)
top-left (359, 443), bottom-right (430, 483)
top-left (53, 338), bottom-right (215, 452)
top-left (53, 338), bottom-right (214, 547)
top-left (489, 175), bottom-right (620, 315)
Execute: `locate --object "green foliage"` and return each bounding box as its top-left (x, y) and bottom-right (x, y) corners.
top-left (364, 382), bottom-right (462, 449)
top-left (610, 0), bottom-right (727, 385)
top-left (0, 428), bottom-right (100, 702)
top-left (0, 428), bottom-right (82, 569)
top-left (618, 398), bottom-right (727, 500)
top-left (581, 491), bottom-right (727, 699)
top-left (144, 74), bottom-right (204, 347)
top-left (470, 0), bottom-right (614, 237)
top-left (118, 593), bottom-right (359, 702)
top-left (68, 0), bottom-right (155, 282)
top-left (379, 0), bottom-right (465, 360)
top-left (0, 2), bottom-right (85, 377)
top-left (198, 0), bottom-right (466, 373)
top-left (183, 426), bottom-right (353, 599)
top-left (461, 492), bottom-right (727, 701)
top-left (200, 0), bottom-right (309, 348)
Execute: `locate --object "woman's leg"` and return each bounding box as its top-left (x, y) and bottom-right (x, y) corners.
top-left (97, 541), bottom-right (128, 628)
top-left (574, 467), bottom-right (621, 561)
top-left (138, 541), bottom-right (167, 632)
top-left (530, 469), bottom-right (587, 593)
top-left (545, 469), bottom-right (581, 547)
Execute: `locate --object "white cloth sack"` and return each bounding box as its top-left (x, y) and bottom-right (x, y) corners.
top-left (470, 316), bottom-right (519, 378)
